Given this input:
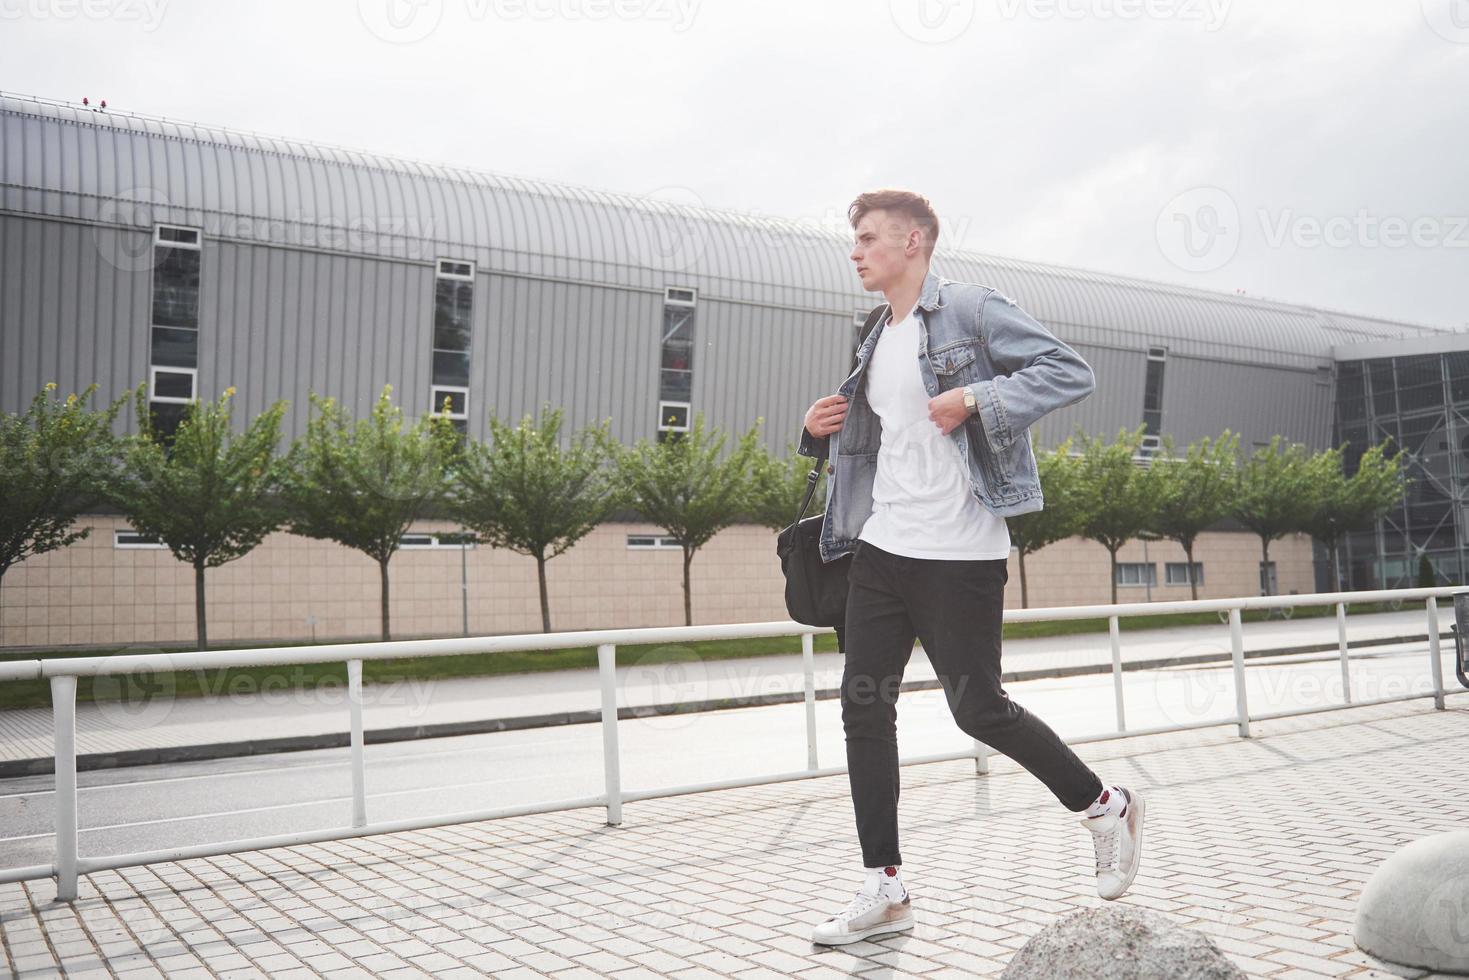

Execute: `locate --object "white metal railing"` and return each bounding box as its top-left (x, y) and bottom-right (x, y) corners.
top-left (1, 585), bottom-right (1464, 902)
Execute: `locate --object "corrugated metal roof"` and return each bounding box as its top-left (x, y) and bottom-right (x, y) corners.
top-left (1, 91), bottom-right (1457, 371)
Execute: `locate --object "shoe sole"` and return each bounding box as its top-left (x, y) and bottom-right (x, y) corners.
top-left (811, 912), bottom-right (915, 946)
top-left (1103, 789), bottom-right (1145, 901)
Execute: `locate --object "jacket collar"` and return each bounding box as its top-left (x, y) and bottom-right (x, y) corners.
top-left (916, 268), bottom-right (944, 311)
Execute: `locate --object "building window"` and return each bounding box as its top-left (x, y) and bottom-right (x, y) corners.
top-left (1165, 562), bottom-right (1204, 586)
top-left (658, 286), bottom-right (695, 439)
top-left (149, 224), bottom-right (202, 442)
top-left (114, 529), bottom-right (167, 549)
top-left (1143, 346), bottom-right (1166, 441)
top-left (628, 534), bottom-right (681, 550)
top-left (399, 533), bottom-right (477, 549)
top-left (1115, 562), bottom-right (1156, 587)
top-left (432, 258), bottom-right (475, 435)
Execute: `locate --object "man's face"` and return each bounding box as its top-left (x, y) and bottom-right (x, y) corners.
top-left (850, 208), bottom-right (921, 292)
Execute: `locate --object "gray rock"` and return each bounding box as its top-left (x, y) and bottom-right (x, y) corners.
top-left (1354, 829), bottom-right (1469, 974)
top-left (1000, 906), bottom-right (1246, 980)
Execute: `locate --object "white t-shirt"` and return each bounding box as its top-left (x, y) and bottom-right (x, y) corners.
top-left (856, 306), bottom-right (1013, 560)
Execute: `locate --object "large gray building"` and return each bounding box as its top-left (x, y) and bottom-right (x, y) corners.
top-left (1, 91), bottom-right (1464, 613)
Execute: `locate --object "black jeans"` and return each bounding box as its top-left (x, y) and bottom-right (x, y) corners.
top-left (841, 539), bottom-right (1104, 868)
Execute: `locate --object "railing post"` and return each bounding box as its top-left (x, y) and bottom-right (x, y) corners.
top-left (50, 675), bottom-right (79, 902)
top-left (973, 739), bottom-right (990, 774)
top-left (1109, 615), bottom-right (1126, 733)
top-left (1426, 596), bottom-right (1445, 711)
top-left (347, 659), bottom-right (367, 828)
top-left (801, 632), bottom-right (818, 771)
top-left (597, 643), bottom-right (622, 826)
top-left (1229, 607), bottom-right (1250, 737)
top-left (1335, 602), bottom-right (1352, 704)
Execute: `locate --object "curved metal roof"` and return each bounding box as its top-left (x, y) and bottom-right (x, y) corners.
top-left (1, 91), bottom-right (1455, 370)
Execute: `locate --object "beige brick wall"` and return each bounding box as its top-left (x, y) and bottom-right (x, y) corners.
top-left (0, 515), bottom-right (1318, 649)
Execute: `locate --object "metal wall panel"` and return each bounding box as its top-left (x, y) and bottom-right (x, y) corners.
top-left (2, 92), bottom-right (1461, 462)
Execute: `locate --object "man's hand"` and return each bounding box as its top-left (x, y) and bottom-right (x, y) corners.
top-left (804, 394), bottom-right (849, 437)
top-left (928, 388), bottom-right (971, 436)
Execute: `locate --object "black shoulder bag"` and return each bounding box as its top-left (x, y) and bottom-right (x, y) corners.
top-left (775, 303), bottom-right (890, 645)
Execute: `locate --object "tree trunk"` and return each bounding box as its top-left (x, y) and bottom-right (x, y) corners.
top-left (1018, 548), bottom-right (1030, 609)
top-left (682, 547), bottom-right (693, 627)
top-left (379, 555), bottom-right (391, 641)
top-left (1329, 538), bottom-right (1342, 592)
top-left (536, 553), bottom-right (551, 633)
top-left (1109, 548), bottom-right (1118, 606)
top-left (1184, 541), bottom-right (1199, 602)
top-left (194, 560), bottom-right (208, 650)
top-left (1260, 537), bottom-right (1271, 595)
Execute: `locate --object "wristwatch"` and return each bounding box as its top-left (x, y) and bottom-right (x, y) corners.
top-left (962, 386), bottom-right (977, 415)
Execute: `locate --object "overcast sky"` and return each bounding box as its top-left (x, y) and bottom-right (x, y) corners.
top-left (4, 0), bottom-right (1466, 328)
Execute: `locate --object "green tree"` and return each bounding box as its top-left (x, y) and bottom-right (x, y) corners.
top-left (452, 406), bottom-right (623, 633)
top-left (1303, 441), bottom-right (1408, 591)
top-left (1231, 435), bottom-right (1320, 595)
top-left (748, 440), bottom-right (828, 532)
top-left (0, 383), bottom-right (124, 635)
top-left (609, 414), bottom-right (762, 626)
top-left (283, 385), bottom-right (458, 641)
top-left (1005, 435), bottom-right (1089, 608)
top-left (1077, 425), bottom-right (1157, 605)
top-left (1145, 431), bottom-right (1240, 601)
top-left (115, 386), bottom-right (287, 649)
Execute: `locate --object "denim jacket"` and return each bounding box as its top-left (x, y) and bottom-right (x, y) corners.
top-left (798, 269), bottom-right (1096, 563)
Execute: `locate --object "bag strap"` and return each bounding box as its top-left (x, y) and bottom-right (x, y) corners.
top-left (792, 302), bottom-right (892, 525)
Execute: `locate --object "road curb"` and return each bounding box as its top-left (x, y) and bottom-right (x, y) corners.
top-left (0, 632), bottom-right (1438, 778)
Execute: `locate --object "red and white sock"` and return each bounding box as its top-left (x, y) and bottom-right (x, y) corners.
top-left (1085, 785), bottom-right (1128, 820)
top-left (863, 864), bottom-right (906, 899)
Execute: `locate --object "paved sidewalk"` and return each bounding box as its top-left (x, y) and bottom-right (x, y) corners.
top-left (2, 698), bottom-right (1466, 978)
top-left (0, 609), bottom-right (1453, 775)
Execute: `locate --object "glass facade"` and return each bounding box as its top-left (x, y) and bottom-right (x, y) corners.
top-left (1332, 353), bottom-right (1469, 590)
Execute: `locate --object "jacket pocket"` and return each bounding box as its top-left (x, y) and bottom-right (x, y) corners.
top-left (929, 339), bottom-right (980, 387)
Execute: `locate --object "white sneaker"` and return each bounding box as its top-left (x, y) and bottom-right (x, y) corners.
top-left (1081, 785), bottom-right (1144, 900)
top-left (811, 882), bottom-right (914, 945)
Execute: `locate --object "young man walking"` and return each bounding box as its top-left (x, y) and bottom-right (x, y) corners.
top-left (800, 190), bottom-right (1145, 945)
